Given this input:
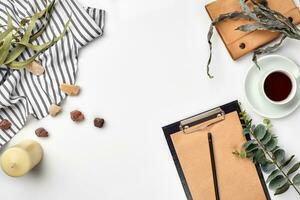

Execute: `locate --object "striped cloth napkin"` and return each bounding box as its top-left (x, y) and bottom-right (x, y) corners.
top-left (0, 0), bottom-right (105, 147)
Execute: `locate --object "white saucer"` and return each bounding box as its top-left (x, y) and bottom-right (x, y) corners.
top-left (244, 55), bottom-right (300, 119)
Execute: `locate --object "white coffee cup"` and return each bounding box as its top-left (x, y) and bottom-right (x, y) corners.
top-left (261, 69), bottom-right (297, 105)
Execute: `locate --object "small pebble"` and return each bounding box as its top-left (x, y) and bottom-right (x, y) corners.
top-left (49, 104), bottom-right (62, 117)
top-left (60, 84), bottom-right (80, 96)
top-left (26, 60), bottom-right (45, 76)
top-left (0, 119), bottom-right (11, 130)
top-left (70, 110), bottom-right (85, 122)
top-left (94, 118), bottom-right (105, 128)
top-left (35, 128), bottom-right (49, 137)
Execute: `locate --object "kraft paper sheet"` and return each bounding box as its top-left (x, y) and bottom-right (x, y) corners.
top-left (171, 111), bottom-right (266, 200)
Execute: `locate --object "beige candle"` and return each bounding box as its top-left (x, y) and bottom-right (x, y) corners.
top-left (0, 140), bottom-right (43, 177)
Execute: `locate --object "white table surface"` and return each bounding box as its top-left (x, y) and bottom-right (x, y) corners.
top-left (1, 0), bottom-right (300, 199)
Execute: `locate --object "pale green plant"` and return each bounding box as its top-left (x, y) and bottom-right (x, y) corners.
top-left (235, 111), bottom-right (300, 196)
top-left (0, 0), bottom-right (70, 70)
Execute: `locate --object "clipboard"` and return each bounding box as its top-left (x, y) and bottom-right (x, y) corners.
top-left (162, 101), bottom-right (271, 200)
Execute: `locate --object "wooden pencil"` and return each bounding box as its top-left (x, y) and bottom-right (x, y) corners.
top-left (208, 132), bottom-right (220, 200)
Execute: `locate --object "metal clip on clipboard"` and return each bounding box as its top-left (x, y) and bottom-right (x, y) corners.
top-left (179, 107), bottom-right (225, 134)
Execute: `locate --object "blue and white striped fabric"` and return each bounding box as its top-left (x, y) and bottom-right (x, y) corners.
top-left (0, 0), bottom-right (105, 147)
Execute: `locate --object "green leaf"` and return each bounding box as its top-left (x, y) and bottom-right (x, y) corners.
top-left (263, 118), bottom-right (271, 126)
top-left (271, 146), bottom-right (280, 153)
top-left (7, 52), bottom-right (40, 69)
top-left (246, 151), bottom-right (255, 161)
top-left (246, 145), bottom-right (258, 153)
top-left (29, 1), bottom-right (55, 42)
top-left (243, 140), bottom-right (254, 148)
top-left (261, 161), bottom-right (275, 173)
top-left (0, 14), bottom-right (13, 42)
top-left (0, 31), bottom-right (13, 65)
top-left (5, 1), bottom-right (56, 65)
top-left (274, 149), bottom-right (285, 164)
top-left (274, 182), bottom-right (290, 195)
top-left (265, 137), bottom-right (278, 151)
top-left (267, 169), bottom-right (281, 183)
top-left (239, 111), bottom-right (246, 118)
top-left (7, 16), bottom-right (70, 69)
top-left (281, 155), bottom-right (295, 168)
top-left (261, 131), bottom-right (272, 144)
top-left (287, 162), bottom-right (300, 175)
top-left (269, 175), bottom-right (287, 190)
top-left (243, 128), bottom-right (250, 135)
top-left (16, 39), bottom-right (54, 52)
top-left (240, 150), bottom-right (247, 158)
top-left (5, 14), bottom-right (40, 64)
top-left (254, 149), bottom-right (267, 165)
top-left (253, 124), bottom-right (267, 140)
top-left (293, 174), bottom-right (300, 186)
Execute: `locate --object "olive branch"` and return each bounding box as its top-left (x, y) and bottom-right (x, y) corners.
top-left (235, 111), bottom-right (300, 196)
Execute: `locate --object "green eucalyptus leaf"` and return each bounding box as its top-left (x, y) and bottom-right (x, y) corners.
top-left (243, 140), bottom-right (255, 149)
top-left (246, 144), bottom-right (258, 153)
top-left (261, 131), bottom-right (272, 144)
top-left (246, 151), bottom-right (255, 161)
top-left (292, 174), bottom-right (300, 186)
top-left (274, 182), bottom-right (290, 195)
top-left (267, 169), bottom-right (281, 183)
top-left (243, 128), bottom-right (250, 135)
top-left (272, 146), bottom-right (280, 153)
top-left (281, 155), bottom-right (295, 168)
top-left (246, 119), bottom-right (252, 127)
top-left (265, 137), bottom-right (278, 151)
top-left (269, 175), bottom-right (287, 191)
top-left (253, 124), bottom-right (267, 140)
top-left (287, 162), bottom-right (300, 176)
top-left (261, 161), bottom-right (276, 173)
top-left (254, 149), bottom-right (267, 165)
top-left (274, 149), bottom-right (285, 164)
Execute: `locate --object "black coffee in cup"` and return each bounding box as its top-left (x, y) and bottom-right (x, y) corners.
top-left (263, 71), bottom-right (292, 102)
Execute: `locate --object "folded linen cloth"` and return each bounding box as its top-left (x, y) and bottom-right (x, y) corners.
top-left (0, 0), bottom-right (105, 147)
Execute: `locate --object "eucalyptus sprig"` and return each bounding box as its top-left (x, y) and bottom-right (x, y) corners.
top-left (0, 0), bottom-right (70, 70)
top-left (207, 0), bottom-right (300, 78)
top-left (236, 111), bottom-right (300, 196)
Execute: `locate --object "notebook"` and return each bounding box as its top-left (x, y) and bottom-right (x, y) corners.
top-left (163, 101), bottom-right (270, 200)
top-left (205, 0), bottom-right (300, 60)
